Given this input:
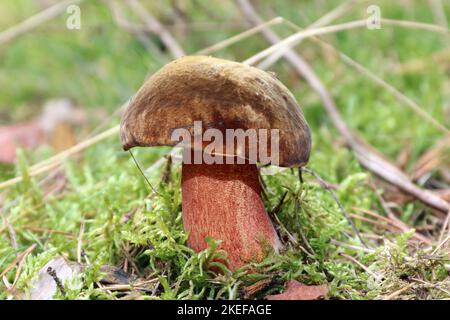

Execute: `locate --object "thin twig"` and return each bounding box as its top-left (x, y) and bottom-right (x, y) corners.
top-left (0, 13), bottom-right (286, 191)
top-left (1, 214), bottom-right (17, 250)
top-left (77, 221), bottom-right (85, 264)
top-left (107, 0), bottom-right (167, 62)
top-left (129, 150), bottom-right (161, 196)
top-left (197, 17), bottom-right (284, 55)
top-left (244, 17), bottom-right (450, 66)
top-left (438, 211), bottom-right (450, 245)
top-left (432, 233), bottom-right (450, 255)
top-left (340, 252), bottom-right (382, 281)
top-left (367, 179), bottom-right (435, 244)
top-left (383, 283), bottom-right (414, 300)
top-left (354, 206), bottom-right (433, 245)
top-left (243, 19), bottom-right (368, 65)
top-left (429, 0), bottom-right (449, 32)
top-left (0, 244), bottom-right (36, 279)
top-left (327, 44), bottom-right (448, 133)
top-left (237, 0), bottom-right (450, 214)
top-left (394, 47), bottom-right (450, 74)
top-left (264, 18), bottom-right (449, 134)
top-left (350, 213), bottom-right (397, 231)
top-left (0, 126), bottom-right (120, 190)
top-left (381, 18), bottom-right (450, 34)
top-left (0, 0), bottom-right (83, 46)
top-left (330, 239), bottom-right (375, 254)
top-left (258, 0), bottom-right (366, 69)
top-left (301, 168), bottom-right (368, 247)
top-left (125, 0), bottom-right (185, 59)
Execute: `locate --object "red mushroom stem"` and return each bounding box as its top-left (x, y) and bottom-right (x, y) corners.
top-left (181, 160), bottom-right (281, 271)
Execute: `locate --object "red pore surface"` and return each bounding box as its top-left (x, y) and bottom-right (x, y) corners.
top-left (182, 161), bottom-right (281, 270)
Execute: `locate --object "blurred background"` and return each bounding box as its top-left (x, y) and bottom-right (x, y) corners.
top-left (0, 0), bottom-right (449, 300)
top-left (0, 1), bottom-right (448, 173)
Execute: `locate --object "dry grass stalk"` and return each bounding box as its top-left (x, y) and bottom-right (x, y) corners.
top-left (0, 0), bottom-right (83, 46)
top-left (237, 0), bottom-right (450, 214)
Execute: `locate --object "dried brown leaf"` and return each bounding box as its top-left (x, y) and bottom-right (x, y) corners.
top-left (266, 280), bottom-right (328, 300)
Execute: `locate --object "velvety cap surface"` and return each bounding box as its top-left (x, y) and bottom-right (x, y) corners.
top-left (120, 55), bottom-right (311, 167)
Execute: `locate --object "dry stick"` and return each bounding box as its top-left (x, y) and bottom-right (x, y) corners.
top-left (0, 4), bottom-right (179, 202)
top-left (1, 199), bottom-right (18, 249)
top-left (3, 216), bottom-right (17, 250)
top-left (237, 0), bottom-right (450, 215)
top-left (108, 0), bottom-right (167, 63)
top-left (367, 179), bottom-right (435, 244)
top-left (330, 239), bottom-right (375, 254)
top-left (0, 4), bottom-right (156, 192)
top-left (125, 0), bottom-right (185, 59)
top-left (258, 0), bottom-right (366, 70)
top-left (0, 0), bottom-right (83, 46)
top-left (24, 226), bottom-right (75, 237)
top-left (76, 221), bottom-right (85, 264)
top-left (354, 206), bottom-right (433, 245)
top-left (24, 101), bottom-right (128, 180)
top-left (0, 12), bottom-right (262, 190)
top-left (328, 46), bottom-right (448, 134)
top-left (308, 0), bottom-right (366, 28)
top-left (197, 1), bottom-right (360, 58)
top-left (244, 17), bottom-right (450, 66)
top-left (316, 42), bottom-right (448, 134)
top-left (0, 6), bottom-right (445, 203)
top-left (1, 99), bottom-right (124, 194)
top-left (429, 0), bottom-right (449, 32)
top-left (438, 212), bottom-right (450, 245)
top-left (11, 247), bottom-right (35, 291)
top-left (380, 18), bottom-right (450, 34)
top-left (412, 134), bottom-right (450, 180)
top-left (301, 167), bottom-right (368, 248)
top-left (0, 244), bottom-right (36, 279)
top-left (411, 277), bottom-right (450, 296)
top-left (0, 126), bottom-right (120, 190)
top-left (197, 17), bottom-right (284, 55)
top-left (431, 233), bottom-right (450, 255)
top-left (383, 283), bottom-right (414, 300)
top-left (1, 11), bottom-right (447, 191)
top-left (260, 19), bottom-right (449, 134)
top-left (339, 252), bottom-right (382, 281)
top-left (350, 213), bottom-right (398, 231)
top-left (243, 19), bottom-right (368, 66)
top-left (394, 47), bottom-right (450, 74)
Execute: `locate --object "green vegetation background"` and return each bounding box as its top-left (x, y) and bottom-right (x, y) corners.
top-left (0, 0), bottom-right (449, 299)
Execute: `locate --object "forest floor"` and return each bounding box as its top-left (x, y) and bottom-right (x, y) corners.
top-left (0, 0), bottom-right (449, 300)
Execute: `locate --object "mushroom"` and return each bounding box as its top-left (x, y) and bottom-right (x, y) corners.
top-left (120, 56), bottom-right (311, 270)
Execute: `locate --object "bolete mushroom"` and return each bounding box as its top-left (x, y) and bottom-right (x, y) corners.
top-left (120, 56), bottom-right (311, 270)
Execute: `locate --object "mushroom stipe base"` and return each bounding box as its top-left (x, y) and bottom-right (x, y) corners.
top-left (181, 161), bottom-right (282, 271)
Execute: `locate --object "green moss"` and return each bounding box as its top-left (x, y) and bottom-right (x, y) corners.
top-left (0, 0), bottom-right (449, 300)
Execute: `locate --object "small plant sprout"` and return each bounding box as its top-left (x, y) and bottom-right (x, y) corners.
top-left (120, 56), bottom-right (311, 270)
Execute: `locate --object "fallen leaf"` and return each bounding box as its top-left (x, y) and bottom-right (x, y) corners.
top-left (23, 257), bottom-right (136, 300)
top-left (99, 265), bottom-right (137, 285)
top-left (0, 98), bottom-right (85, 164)
top-left (25, 257), bottom-right (82, 300)
top-left (0, 121), bottom-right (45, 163)
top-left (50, 122), bottom-right (77, 151)
top-left (265, 280), bottom-right (328, 300)
top-left (240, 278), bottom-right (274, 299)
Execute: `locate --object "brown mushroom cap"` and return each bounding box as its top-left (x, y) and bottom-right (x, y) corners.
top-left (120, 55), bottom-right (311, 167)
